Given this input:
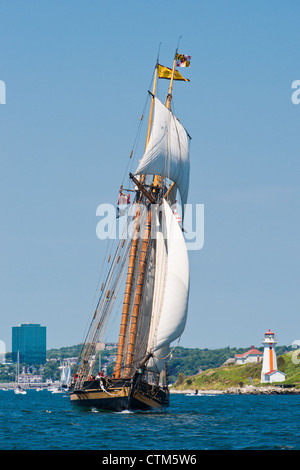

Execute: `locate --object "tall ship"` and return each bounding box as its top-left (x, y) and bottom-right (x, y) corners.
top-left (69, 48), bottom-right (192, 411)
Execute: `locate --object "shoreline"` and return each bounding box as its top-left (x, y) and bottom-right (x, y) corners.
top-left (170, 385), bottom-right (300, 395)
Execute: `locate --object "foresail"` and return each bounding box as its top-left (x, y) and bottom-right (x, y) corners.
top-left (135, 97), bottom-right (190, 211)
top-left (147, 200), bottom-right (189, 373)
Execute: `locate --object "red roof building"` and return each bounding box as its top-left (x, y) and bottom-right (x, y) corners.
top-left (235, 346), bottom-right (263, 364)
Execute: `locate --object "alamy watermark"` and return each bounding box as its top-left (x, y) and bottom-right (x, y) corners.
top-left (96, 202), bottom-right (204, 251)
top-left (0, 80), bottom-right (6, 104)
top-left (291, 80), bottom-right (300, 105)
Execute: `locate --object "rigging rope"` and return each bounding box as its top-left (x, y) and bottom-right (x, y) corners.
top-left (98, 379), bottom-right (126, 397)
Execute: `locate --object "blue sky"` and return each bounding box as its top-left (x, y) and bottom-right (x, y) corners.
top-left (0, 0), bottom-right (299, 351)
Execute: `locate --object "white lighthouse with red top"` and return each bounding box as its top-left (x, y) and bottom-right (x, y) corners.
top-left (261, 329), bottom-right (285, 383)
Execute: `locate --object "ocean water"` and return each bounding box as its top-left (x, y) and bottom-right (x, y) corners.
top-left (0, 389), bottom-right (299, 451)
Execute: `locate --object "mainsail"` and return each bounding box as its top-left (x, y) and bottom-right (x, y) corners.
top-left (135, 97), bottom-right (190, 211)
top-left (146, 200), bottom-right (190, 373)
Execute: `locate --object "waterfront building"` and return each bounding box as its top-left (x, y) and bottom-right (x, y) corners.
top-left (12, 323), bottom-right (46, 364)
top-left (235, 346), bottom-right (263, 364)
top-left (261, 329), bottom-right (285, 383)
top-left (97, 342), bottom-right (118, 351)
top-left (19, 367), bottom-right (43, 384)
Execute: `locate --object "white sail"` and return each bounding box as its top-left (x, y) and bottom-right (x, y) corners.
top-left (147, 200), bottom-right (189, 373)
top-left (135, 97), bottom-right (190, 210)
top-left (59, 361), bottom-right (71, 386)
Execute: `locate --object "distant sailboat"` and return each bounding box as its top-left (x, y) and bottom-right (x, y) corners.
top-left (49, 360), bottom-right (72, 393)
top-left (14, 352), bottom-right (27, 395)
top-left (59, 360), bottom-right (71, 388)
top-left (69, 47), bottom-right (191, 411)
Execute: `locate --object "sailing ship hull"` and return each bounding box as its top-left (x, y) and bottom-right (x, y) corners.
top-left (69, 378), bottom-right (169, 412)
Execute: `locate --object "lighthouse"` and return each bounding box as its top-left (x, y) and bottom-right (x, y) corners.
top-left (261, 329), bottom-right (285, 383)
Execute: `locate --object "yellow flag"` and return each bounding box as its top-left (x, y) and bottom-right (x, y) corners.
top-left (158, 64), bottom-right (190, 82)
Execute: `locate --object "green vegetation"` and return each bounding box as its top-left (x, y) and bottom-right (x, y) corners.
top-left (0, 363), bottom-right (15, 383)
top-left (276, 351), bottom-right (300, 386)
top-left (172, 350), bottom-right (300, 391)
top-left (46, 344), bottom-right (82, 360)
top-left (167, 346), bottom-right (250, 382)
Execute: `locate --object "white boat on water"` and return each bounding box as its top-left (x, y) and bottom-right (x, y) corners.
top-left (59, 360), bottom-right (71, 388)
top-left (51, 387), bottom-right (64, 394)
top-left (14, 386), bottom-right (27, 395)
top-left (47, 384), bottom-right (64, 393)
top-left (47, 361), bottom-right (71, 393)
top-left (14, 352), bottom-right (27, 395)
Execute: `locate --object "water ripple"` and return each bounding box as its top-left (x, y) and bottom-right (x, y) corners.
top-left (0, 390), bottom-right (299, 449)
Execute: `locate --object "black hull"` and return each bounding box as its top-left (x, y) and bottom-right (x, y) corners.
top-left (69, 377), bottom-right (169, 412)
top-left (71, 393), bottom-right (130, 412)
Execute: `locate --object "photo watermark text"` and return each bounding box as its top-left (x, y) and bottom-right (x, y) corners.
top-left (291, 80), bottom-right (300, 105)
top-left (96, 202), bottom-right (204, 251)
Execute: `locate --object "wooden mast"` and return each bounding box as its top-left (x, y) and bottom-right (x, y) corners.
top-left (165, 50), bottom-right (177, 110)
top-left (114, 63), bottom-right (158, 379)
top-left (145, 63), bottom-right (158, 150)
top-left (123, 207), bottom-right (151, 376)
top-left (113, 211), bottom-right (140, 378)
top-left (123, 55), bottom-right (178, 375)
top-left (115, 50), bottom-right (178, 378)
top-left (153, 50), bottom-right (177, 189)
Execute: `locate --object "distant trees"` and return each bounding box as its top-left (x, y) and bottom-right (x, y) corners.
top-left (167, 346), bottom-right (250, 382)
top-left (0, 344), bottom-right (293, 384)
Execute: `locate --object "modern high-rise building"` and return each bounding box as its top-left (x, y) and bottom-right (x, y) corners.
top-left (12, 323), bottom-right (46, 364)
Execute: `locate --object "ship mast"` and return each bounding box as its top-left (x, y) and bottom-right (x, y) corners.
top-left (114, 63), bottom-right (158, 379)
top-left (114, 49), bottom-right (179, 379)
top-left (145, 64), bottom-right (158, 150)
top-left (165, 50), bottom-right (177, 110)
top-left (153, 48), bottom-right (177, 189)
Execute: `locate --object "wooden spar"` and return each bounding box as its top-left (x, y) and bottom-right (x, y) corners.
top-left (153, 52), bottom-right (176, 189)
top-left (140, 63), bottom-right (158, 186)
top-left (164, 181), bottom-right (175, 200)
top-left (114, 207), bottom-right (140, 378)
top-left (165, 51), bottom-right (177, 110)
top-left (114, 63), bottom-right (158, 379)
top-left (145, 64), bottom-right (158, 151)
top-left (124, 207), bottom-right (152, 376)
top-left (129, 173), bottom-right (156, 204)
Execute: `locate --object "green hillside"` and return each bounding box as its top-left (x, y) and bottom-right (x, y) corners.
top-left (166, 345), bottom-right (292, 383)
top-left (172, 350), bottom-right (300, 391)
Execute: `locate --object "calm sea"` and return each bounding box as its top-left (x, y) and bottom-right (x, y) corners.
top-left (0, 389), bottom-right (299, 451)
